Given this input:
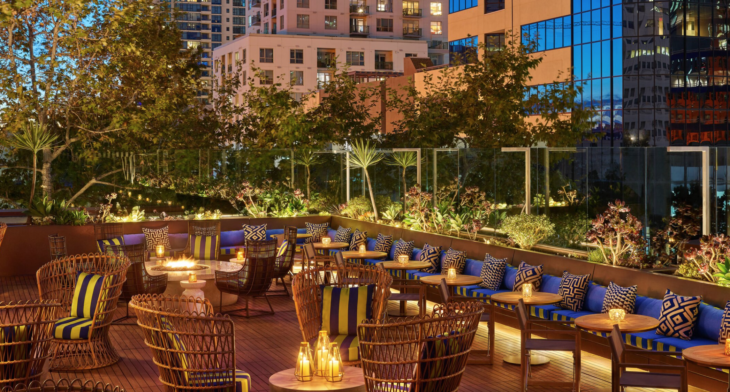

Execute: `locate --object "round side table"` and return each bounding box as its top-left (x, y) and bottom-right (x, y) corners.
top-left (682, 344), bottom-right (730, 392)
top-left (380, 261), bottom-right (431, 317)
top-left (269, 367), bottom-right (366, 392)
top-left (181, 280), bottom-right (206, 299)
top-left (575, 313), bottom-right (659, 334)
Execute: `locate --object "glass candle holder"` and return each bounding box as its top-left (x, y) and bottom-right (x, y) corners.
top-left (324, 342), bottom-right (344, 382)
top-left (314, 331), bottom-right (331, 376)
top-left (237, 250), bottom-right (244, 261)
top-left (295, 342), bottom-right (314, 382)
top-left (359, 244), bottom-right (366, 254)
top-left (609, 309), bottom-right (626, 323)
top-left (156, 245), bottom-right (165, 259)
top-left (188, 273), bottom-right (197, 283)
top-left (447, 268), bottom-right (457, 280)
top-left (522, 283), bottom-right (533, 298)
top-left (322, 237), bottom-right (332, 246)
top-left (398, 254), bottom-right (409, 265)
top-left (725, 339), bottom-right (730, 356)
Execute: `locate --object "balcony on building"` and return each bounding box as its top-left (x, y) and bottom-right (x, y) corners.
top-left (317, 49), bottom-right (337, 68)
top-left (250, 0), bottom-right (261, 7)
top-left (403, 27), bottom-right (422, 38)
top-left (428, 40), bottom-right (448, 50)
top-left (402, 8), bottom-right (422, 17)
top-left (250, 14), bottom-right (261, 26)
top-left (350, 24), bottom-right (369, 36)
top-left (374, 51), bottom-right (393, 70)
top-left (350, 4), bottom-right (370, 14)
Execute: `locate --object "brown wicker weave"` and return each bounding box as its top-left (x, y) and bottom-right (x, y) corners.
top-left (93, 224), bottom-right (123, 243)
top-left (130, 294), bottom-right (247, 392)
top-left (215, 239), bottom-right (277, 317)
top-left (0, 301), bottom-right (62, 388)
top-left (358, 302), bottom-right (484, 392)
top-left (438, 278), bottom-right (494, 365)
top-left (291, 265), bottom-right (392, 366)
top-left (179, 221), bottom-right (221, 260)
top-left (271, 226), bottom-right (297, 296)
top-left (36, 254), bottom-right (130, 371)
top-left (47, 235), bottom-right (67, 260)
top-left (105, 244), bottom-right (167, 324)
top-left (0, 223), bottom-right (7, 250)
top-left (2, 378), bottom-right (126, 392)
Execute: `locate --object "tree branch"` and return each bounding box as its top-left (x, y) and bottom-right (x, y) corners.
top-left (67, 169), bottom-right (124, 204)
top-left (0, 166), bottom-right (43, 173)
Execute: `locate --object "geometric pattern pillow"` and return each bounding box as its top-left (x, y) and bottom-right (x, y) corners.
top-left (349, 230), bottom-right (368, 251)
top-left (373, 233), bottom-right (393, 253)
top-left (478, 254), bottom-right (507, 290)
top-left (419, 244), bottom-right (442, 273)
top-left (440, 248), bottom-right (466, 275)
top-left (142, 226), bottom-right (172, 252)
top-left (70, 272), bottom-right (108, 319)
top-left (190, 235), bottom-right (219, 261)
top-left (512, 261), bottom-right (543, 292)
top-left (392, 239), bottom-right (414, 259)
top-left (321, 284), bottom-right (375, 336)
top-left (557, 271), bottom-right (590, 311)
top-left (601, 282), bottom-right (638, 314)
top-left (334, 226), bottom-right (352, 243)
top-left (96, 236), bottom-right (125, 253)
top-left (305, 222), bottom-right (328, 243)
top-left (656, 289), bottom-right (702, 341)
top-left (719, 301), bottom-right (730, 344)
top-left (242, 224), bottom-right (267, 241)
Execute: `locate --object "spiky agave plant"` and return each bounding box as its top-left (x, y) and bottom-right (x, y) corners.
top-left (349, 139), bottom-right (384, 219)
top-left (386, 151), bottom-right (417, 206)
top-left (7, 121), bottom-right (57, 207)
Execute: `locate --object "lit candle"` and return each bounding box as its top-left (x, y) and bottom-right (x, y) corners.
top-left (359, 244), bottom-right (366, 254)
top-left (295, 342), bottom-right (313, 381)
top-left (609, 308), bottom-right (626, 323)
top-left (725, 338), bottom-right (730, 356)
top-left (324, 342), bottom-right (343, 382)
top-left (314, 331), bottom-right (331, 376)
top-left (522, 283), bottom-right (533, 298)
top-left (322, 237), bottom-right (331, 246)
top-left (327, 358), bottom-right (340, 378)
top-left (398, 254), bottom-right (409, 265)
top-left (189, 273), bottom-right (197, 283)
top-left (237, 250), bottom-right (244, 261)
top-left (447, 267), bottom-right (456, 280)
top-left (156, 245), bottom-right (165, 259)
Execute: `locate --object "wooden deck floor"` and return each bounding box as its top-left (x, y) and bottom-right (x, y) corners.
top-left (0, 275), bottom-right (704, 392)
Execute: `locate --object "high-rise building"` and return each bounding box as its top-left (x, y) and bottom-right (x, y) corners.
top-left (448, 0), bottom-right (728, 146)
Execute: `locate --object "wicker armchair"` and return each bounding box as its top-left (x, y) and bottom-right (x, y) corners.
top-left (215, 239), bottom-right (277, 317)
top-left (439, 278), bottom-right (494, 365)
top-left (292, 265), bottom-right (392, 366)
top-left (105, 244), bottom-right (167, 324)
top-left (358, 302), bottom-right (484, 392)
top-left (36, 254), bottom-right (130, 371)
top-left (179, 221), bottom-right (221, 260)
top-left (0, 301), bottom-right (62, 388)
top-left (130, 294), bottom-right (251, 392)
top-left (0, 223), bottom-right (6, 250)
top-left (2, 378), bottom-right (127, 392)
top-left (271, 226), bottom-right (297, 296)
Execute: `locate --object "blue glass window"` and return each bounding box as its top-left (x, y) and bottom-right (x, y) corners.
top-left (450, 0), bottom-right (477, 13)
top-left (212, 34), bottom-right (222, 42)
top-left (574, 13), bottom-right (582, 45)
top-left (212, 15), bottom-right (222, 23)
top-left (521, 15), bottom-right (571, 53)
top-left (212, 24), bottom-right (222, 32)
top-left (546, 19), bottom-right (554, 50)
top-left (212, 6), bottom-right (222, 14)
top-left (449, 36), bottom-right (479, 63)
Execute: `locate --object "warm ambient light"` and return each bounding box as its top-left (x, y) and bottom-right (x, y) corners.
top-left (725, 339), bottom-right (730, 356)
top-left (324, 342), bottom-right (343, 382)
top-left (137, 194), bottom-right (142, 200)
top-left (609, 308), bottom-right (626, 323)
top-left (237, 250), bottom-right (245, 261)
top-left (295, 342), bottom-right (314, 382)
top-left (156, 245), bottom-right (165, 259)
top-left (188, 273), bottom-right (197, 283)
top-left (522, 283), bottom-right (533, 298)
top-left (166, 259), bottom-right (196, 270)
top-left (359, 244), bottom-right (366, 254)
top-left (314, 331), bottom-right (330, 376)
top-left (447, 267), bottom-right (457, 280)
top-left (322, 237), bottom-right (331, 246)
top-left (398, 254), bottom-right (409, 265)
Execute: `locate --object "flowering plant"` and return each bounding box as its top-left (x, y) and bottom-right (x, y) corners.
top-left (585, 200), bottom-right (646, 267)
top-left (682, 234), bottom-right (730, 283)
top-left (650, 204), bottom-right (700, 267)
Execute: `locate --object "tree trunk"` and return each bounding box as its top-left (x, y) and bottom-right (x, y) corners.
top-left (41, 149), bottom-right (53, 199)
top-left (401, 167), bottom-right (407, 206)
top-left (306, 165), bottom-right (311, 199)
top-left (29, 154), bottom-right (37, 207)
top-left (364, 169), bottom-right (378, 219)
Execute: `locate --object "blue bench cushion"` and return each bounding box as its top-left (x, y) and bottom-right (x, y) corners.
top-left (221, 230), bottom-right (245, 247)
top-left (655, 336), bottom-right (717, 352)
top-left (624, 330), bottom-right (665, 350)
top-left (502, 265), bottom-right (518, 291)
top-left (220, 246), bottom-right (245, 256)
top-left (584, 283), bottom-right (607, 314)
top-left (541, 274), bottom-right (562, 294)
top-left (407, 270), bottom-right (438, 281)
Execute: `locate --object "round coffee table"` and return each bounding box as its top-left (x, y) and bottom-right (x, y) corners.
top-left (419, 274), bottom-right (482, 289)
top-left (269, 367), bottom-right (365, 392)
top-left (683, 345), bottom-right (730, 392)
top-left (146, 260), bottom-right (242, 307)
top-left (340, 251), bottom-right (387, 265)
top-left (314, 242), bottom-right (349, 250)
top-left (381, 261), bottom-right (431, 317)
top-left (575, 313), bottom-right (659, 333)
top-left (490, 291), bottom-right (564, 366)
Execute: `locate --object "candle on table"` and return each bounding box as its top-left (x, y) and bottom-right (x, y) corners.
top-left (295, 342), bottom-right (313, 381)
top-left (189, 273), bottom-right (197, 283)
top-left (447, 267), bottom-right (456, 280)
top-left (522, 283), bottom-right (533, 298)
top-left (156, 245), bottom-right (165, 259)
top-left (609, 308), bottom-right (626, 323)
top-left (725, 338), bottom-right (730, 356)
top-left (324, 342), bottom-right (344, 382)
top-left (237, 250), bottom-right (244, 261)
top-left (322, 237), bottom-right (331, 246)
top-left (398, 254), bottom-right (409, 265)
top-left (359, 244), bottom-right (366, 254)
top-left (314, 331), bottom-right (331, 376)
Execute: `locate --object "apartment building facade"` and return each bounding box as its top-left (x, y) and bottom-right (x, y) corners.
top-left (448, 0), bottom-right (730, 146)
top-left (213, 34), bottom-right (428, 99)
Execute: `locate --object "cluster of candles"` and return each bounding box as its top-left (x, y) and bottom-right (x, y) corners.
top-left (522, 283), bottom-right (533, 298)
top-left (295, 331), bottom-right (343, 382)
top-left (609, 308), bottom-right (626, 323)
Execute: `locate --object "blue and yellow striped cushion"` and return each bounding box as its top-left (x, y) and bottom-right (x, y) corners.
top-left (190, 235), bottom-right (219, 261)
top-left (53, 317), bottom-right (93, 340)
top-left (71, 272), bottom-right (107, 319)
top-left (188, 369), bottom-right (252, 391)
top-left (277, 240), bottom-right (289, 258)
top-left (420, 331), bottom-right (462, 383)
top-left (330, 334), bottom-right (360, 362)
top-left (1, 325), bottom-right (33, 380)
top-left (96, 236), bottom-right (125, 253)
top-left (322, 285), bottom-right (375, 336)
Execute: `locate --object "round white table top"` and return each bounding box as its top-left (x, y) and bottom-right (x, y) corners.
top-left (269, 367), bottom-right (365, 392)
top-left (145, 260), bottom-right (242, 282)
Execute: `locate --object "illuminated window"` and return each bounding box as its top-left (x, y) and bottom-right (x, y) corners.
top-left (430, 2), bottom-right (441, 15)
top-left (430, 21), bottom-right (442, 34)
top-left (325, 16), bottom-right (337, 29)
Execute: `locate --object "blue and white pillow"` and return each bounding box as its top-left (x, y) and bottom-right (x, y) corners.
top-left (334, 226), bottom-right (352, 243)
top-left (557, 271), bottom-right (591, 311)
top-left (373, 233), bottom-right (393, 253)
top-left (419, 244), bottom-right (442, 273)
top-left (656, 289), bottom-right (702, 341)
top-left (478, 254), bottom-right (507, 290)
top-left (513, 261), bottom-right (543, 292)
top-left (391, 239), bottom-right (414, 259)
top-left (349, 230), bottom-right (367, 251)
top-left (305, 222), bottom-right (328, 243)
top-left (440, 248), bottom-right (467, 275)
top-left (719, 301), bottom-right (730, 344)
top-left (242, 224), bottom-right (267, 241)
top-left (601, 282), bottom-right (638, 314)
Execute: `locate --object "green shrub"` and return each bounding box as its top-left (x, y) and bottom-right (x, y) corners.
top-left (500, 214), bottom-right (555, 250)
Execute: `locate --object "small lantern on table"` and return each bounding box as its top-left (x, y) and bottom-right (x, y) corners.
top-left (314, 331), bottom-right (331, 376)
top-left (322, 237), bottom-right (332, 246)
top-left (324, 342), bottom-right (344, 382)
top-left (397, 254), bottom-right (409, 265)
top-left (358, 244), bottom-right (366, 254)
top-left (725, 338), bottom-right (730, 356)
top-left (522, 283), bottom-right (533, 298)
top-left (237, 250), bottom-right (245, 261)
top-left (156, 245), bottom-right (165, 259)
top-left (609, 308), bottom-right (626, 323)
top-left (188, 273), bottom-right (197, 283)
top-left (295, 342), bottom-right (314, 382)
top-left (447, 267), bottom-right (457, 280)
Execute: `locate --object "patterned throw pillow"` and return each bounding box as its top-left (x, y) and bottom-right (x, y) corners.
top-left (277, 240), bottom-right (290, 258)
top-left (392, 239), bottom-right (414, 259)
top-left (96, 236), bottom-right (125, 253)
top-left (440, 248), bottom-right (467, 275)
top-left (305, 222), bottom-right (328, 243)
top-left (142, 226), bottom-right (172, 252)
top-left (193, 225), bottom-right (218, 237)
top-left (242, 224), bottom-right (267, 241)
top-left (70, 272), bottom-right (108, 319)
top-left (190, 235), bottom-right (219, 261)
top-left (512, 261), bottom-right (543, 292)
top-left (719, 301), bottom-right (730, 344)
top-left (601, 282), bottom-right (638, 314)
top-left (349, 230), bottom-right (368, 251)
top-left (334, 226), bottom-right (353, 243)
top-left (558, 271), bottom-right (591, 311)
top-left (373, 233), bottom-right (393, 253)
top-left (478, 254), bottom-right (508, 290)
top-left (656, 289), bottom-right (702, 341)
top-left (419, 244), bottom-right (442, 273)
top-left (321, 285), bottom-right (375, 336)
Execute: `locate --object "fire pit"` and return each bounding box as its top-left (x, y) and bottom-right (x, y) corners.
top-left (151, 258), bottom-right (210, 272)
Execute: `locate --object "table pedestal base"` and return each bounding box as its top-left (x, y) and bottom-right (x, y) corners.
top-left (503, 354), bottom-right (550, 366)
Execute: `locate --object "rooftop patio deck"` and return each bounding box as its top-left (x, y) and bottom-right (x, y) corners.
top-left (0, 275), bottom-right (702, 392)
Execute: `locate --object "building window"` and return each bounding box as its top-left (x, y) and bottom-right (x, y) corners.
top-left (297, 14), bottom-right (309, 28)
top-left (325, 16), bottom-right (337, 29)
top-left (291, 70), bottom-right (304, 85)
top-left (290, 49), bottom-right (304, 63)
top-left (376, 0), bottom-right (392, 12)
top-left (485, 33), bottom-right (504, 54)
top-left (233, 7), bottom-right (246, 15)
top-left (484, 0), bottom-right (504, 13)
top-left (346, 51), bottom-right (365, 66)
top-left (233, 17), bottom-right (245, 24)
top-left (449, 36), bottom-right (478, 63)
top-left (264, 3), bottom-right (269, 15)
top-left (264, 22), bottom-right (269, 33)
top-left (317, 72), bottom-right (332, 88)
top-left (449, 0), bottom-right (476, 13)
top-left (325, 0), bottom-right (337, 9)
top-left (212, 34), bottom-right (222, 42)
top-left (430, 21), bottom-right (442, 34)
top-left (212, 6), bottom-right (222, 13)
top-left (261, 70), bottom-right (274, 84)
top-left (260, 48), bottom-right (274, 63)
top-left (430, 2), bottom-right (441, 15)
top-left (521, 16), bottom-right (571, 53)
top-left (297, 0), bottom-right (309, 8)
top-left (376, 18), bottom-right (393, 32)
top-left (405, 53), bottom-right (418, 57)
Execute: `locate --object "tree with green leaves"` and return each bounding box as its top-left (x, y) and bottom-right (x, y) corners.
top-left (349, 139), bottom-right (384, 219)
top-left (6, 121), bottom-right (57, 207)
top-left (293, 150), bottom-right (323, 199)
top-left (386, 151), bottom-right (417, 205)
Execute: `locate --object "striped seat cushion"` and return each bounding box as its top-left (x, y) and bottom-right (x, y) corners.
top-left (190, 235), bottom-right (219, 260)
top-left (71, 272), bottom-right (108, 319)
top-left (221, 246), bottom-right (246, 255)
top-left (188, 369), bottom-right (252, 392)
top-left (277, 241), bottom-right (289, 258)
top-left (53, 317), bottom-right (93, 340)
top-left (322, 285), bottom-right (375, 336)
top-left (420, 331), bottom-right (462, 384)
top-left (330, 334), bottom-right (360, 362)
top-left (0, 325), bottom-right (34, 380)
top-left (97, 236), bottom-right (125, 253)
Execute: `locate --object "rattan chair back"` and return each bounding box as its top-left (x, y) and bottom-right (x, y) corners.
top-left (2, 378), bottom-right (126, 392)
top-left (0, 223), bottom-right (6, 250)
top-left (92, 224), bottom-right (123, 242)
top-left (273, 226), bottom-right (297, 281)
top-left (0, 301), bottom-right (62, 387)
top-left (237, 239), bottom-right (277, 296)
top-left (358, 302), bottom-right (484, 392)
top-left (105, 244), bottom-right (167, 303)
top-left (291, 265), bottom-right (392, 344)
top-left (130, 294), bottom-right (236, 391)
